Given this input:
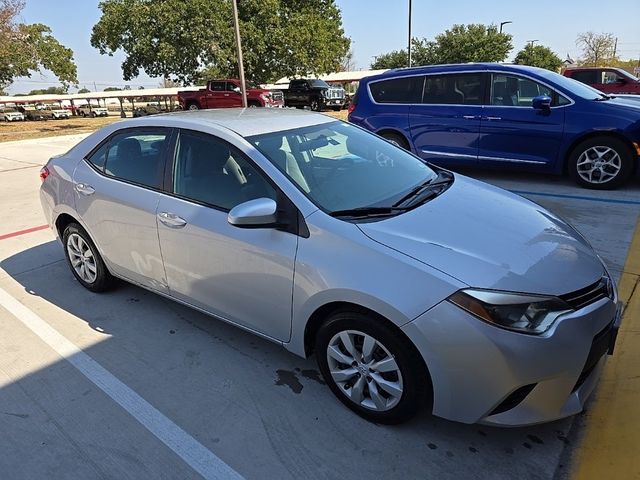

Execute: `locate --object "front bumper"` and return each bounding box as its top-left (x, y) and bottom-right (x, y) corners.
top-left (402, 295), bottom-right (620, 426)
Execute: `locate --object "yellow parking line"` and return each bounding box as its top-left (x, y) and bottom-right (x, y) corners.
top-left (571, 216), bottom-right (640, 479)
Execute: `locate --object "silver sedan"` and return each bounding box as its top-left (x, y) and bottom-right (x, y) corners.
top-left (39, 108), bottom-right (621, 426)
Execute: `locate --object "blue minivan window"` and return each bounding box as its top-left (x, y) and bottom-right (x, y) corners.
top-left (369, 76), bottom-right (424, 104)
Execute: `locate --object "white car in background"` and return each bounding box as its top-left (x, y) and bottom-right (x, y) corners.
top-left (77, 104), bottom-right (109, 118)
top-left (37, 104), bottom-right (71, 119)
top-left (1, 107), bottom-right (25, 122)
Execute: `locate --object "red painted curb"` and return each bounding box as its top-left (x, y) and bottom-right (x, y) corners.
top-left (0, 224), bottom-right (49, 241)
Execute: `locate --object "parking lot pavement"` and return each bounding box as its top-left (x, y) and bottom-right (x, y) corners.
top-left (0, 136), bottom-right (638, 479)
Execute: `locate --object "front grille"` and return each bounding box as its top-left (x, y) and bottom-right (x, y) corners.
top-left (572, 320), bottom-right (614, 392)
top-left (271, 91), bottom-right (284, 101)
top-left (325, 88), bottom-right (345, 100)
top-left (559, 278), bottom-right (611, 310)
top-left (489, 383), bottom-right (537, 416)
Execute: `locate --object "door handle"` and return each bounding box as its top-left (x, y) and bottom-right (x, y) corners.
top-left (483, 116), bottom-right (502, 121)
top-left (224, 94), bottom-right (230, 97)
top-left (74, 183), bottom-right (95, 196)
top-left (157, 212), bottom-right (187, 228)
top-left (462, 115), bottom-right (478, 120)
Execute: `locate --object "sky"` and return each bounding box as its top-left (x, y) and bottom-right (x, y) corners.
top-left (7, 0), bottom-right (640, 94)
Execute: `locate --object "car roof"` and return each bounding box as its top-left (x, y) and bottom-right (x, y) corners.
top-left (362, 63), bottom-right (552, 82)
top-left (115, 108), bottom-right (336, 137)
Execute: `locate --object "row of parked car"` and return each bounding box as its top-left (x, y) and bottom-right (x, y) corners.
top-left (0, 103), bottom-right (113, 121)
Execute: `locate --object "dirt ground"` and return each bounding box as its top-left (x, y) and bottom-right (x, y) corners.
top-left (0, 109), bottom-right (348, 143)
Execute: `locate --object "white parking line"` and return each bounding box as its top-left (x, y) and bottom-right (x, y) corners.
top-left (0, 286), bottom-right (243, 480)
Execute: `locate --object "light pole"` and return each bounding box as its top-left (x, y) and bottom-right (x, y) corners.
top-left (499, 21), bottom-right (512, 34)
top-left (407, 0), bottom-right (412, 67)
top-left (527, 39), bottom-right (539, 47)
top-left (231, 0), bottom-right (247, 108)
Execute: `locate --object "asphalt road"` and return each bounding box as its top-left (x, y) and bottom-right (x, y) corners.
top-left (0, 134), bottom-right (638, 480)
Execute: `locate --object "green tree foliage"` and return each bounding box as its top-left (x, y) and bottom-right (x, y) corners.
top-left (433, 24), bottom-right (512, 64)
top-left (371, 24), bottom-right (512, 69)
top-left (27, 85), bottom-right (67, 95)
top-left (0, 0), bottom-right (77, 90)
top-left (576, 32), bottom-right (618, 66)
top-left (371, 38), bottom-right (438, 69)
top-left (103, 86), bottom-right (123, 91)
top-left (77, 87), bottom-right (91, 93)
top-left (514, 44), bottom-right (563, 71)
top-left (91, 0), bottom-right (350, 84)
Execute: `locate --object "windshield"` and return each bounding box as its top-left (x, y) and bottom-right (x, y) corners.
top-left (310, 79), bottom-right (330, 88)
top-left (618, 69), bottom-right (639, 82)
top-left (538, 70), bottom-right (608, 100)
top-left (248, 121), bottom-right (438, 214)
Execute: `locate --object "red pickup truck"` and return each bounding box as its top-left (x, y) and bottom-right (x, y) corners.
top-left (178, 79), bottom-right (284, 110)
top-left (563, 67), bottom-right (640, 95)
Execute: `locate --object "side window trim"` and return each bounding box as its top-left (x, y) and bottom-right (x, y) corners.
top-left (83, 126), bottom-right (173, 191)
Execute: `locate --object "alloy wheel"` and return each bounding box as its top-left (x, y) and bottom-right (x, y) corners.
top-left (576, 146), bottom-right (622, 185)
top-left (66, 233), bottom-right (97, 284)
top-left (326, 330), bottom-right (403, 412)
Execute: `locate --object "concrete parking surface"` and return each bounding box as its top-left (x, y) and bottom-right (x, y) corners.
top-left (0, 134), bottom-right (638, 479)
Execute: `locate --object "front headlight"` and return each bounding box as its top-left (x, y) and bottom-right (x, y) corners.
top-left (449, 289), bottom-right (572, 335)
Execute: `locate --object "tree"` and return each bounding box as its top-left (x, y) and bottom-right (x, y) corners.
top-left (0, 0), bottom-right (78, 90)
top-left (91, 0), bottom-right (350, 84)
top-left (434, 24), bottom-right (512, 64)
top-left (371, 38), bottom-right (438, 69)
top-left (27, 86), bottom-right (67, 95)
top-left (576, 32), bottom-right (617, 66)
top-left (77, 87), bottom-right (91, 93)
top-left (371, 24), bottom-right (512, 69)
top-left (514, 44), bottom-right (563, 71)
top-left (103, 86), bottom-right (122, 91)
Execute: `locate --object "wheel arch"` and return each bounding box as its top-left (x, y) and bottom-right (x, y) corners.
top-left (302, 300), bottom-right (434, 408)
top-left (562, 130), bottom-right (637, 174)
top-left (375, 128), bottom-right (412, 151)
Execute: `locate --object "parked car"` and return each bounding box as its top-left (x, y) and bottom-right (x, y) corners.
top-left (39, 104), bottom-right (70, 119)
top-left (40, 108), bottom-right (620, 426)
top-left (563, 67), bottom-right (640, 95)
top-left (77, 104), bottom-right (110, 117)
top-left (283, 78), bottom-right (345, 111)
top-left (132, 105), bottom-right (163, 117)
top-left (178, 79), bottom-right (284, 110)
top-left (17, 106), bottom-right (48, 121)
top-left (0, 107), bottom-right (25, 122)
top-left (349, 63), bottom-right (640, 189)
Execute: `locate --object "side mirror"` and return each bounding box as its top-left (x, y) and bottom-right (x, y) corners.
top-left (233, 87), bottom-right (241, 93)
top-left (228, 198), bottom-right (277, 228)
top-left (532, 95), bottom-right (552, 110)
top-left (615, 77), bottom-right (627, 85)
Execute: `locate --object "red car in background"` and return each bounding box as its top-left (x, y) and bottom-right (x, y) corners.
top-left (178, 79), bottom-right (284, 110)
top-left (563, 67), bottom-right (640, 95)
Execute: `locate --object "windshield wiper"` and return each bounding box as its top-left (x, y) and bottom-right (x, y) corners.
top-left (393, 170), bottom-right (453, 208)
top-left (329, 206), bottom-right (409, 219)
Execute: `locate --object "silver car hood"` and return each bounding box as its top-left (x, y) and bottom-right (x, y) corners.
top-left (358, 176), bottom-right (604, 295)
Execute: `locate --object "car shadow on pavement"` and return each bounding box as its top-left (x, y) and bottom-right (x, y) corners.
top-left (0, 241), bottom-right (581, 480)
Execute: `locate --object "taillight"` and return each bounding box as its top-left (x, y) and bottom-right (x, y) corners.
top-left (39, 166), bottom-right (50, 182)
top-left (347, 102), bottom-right (356, 114)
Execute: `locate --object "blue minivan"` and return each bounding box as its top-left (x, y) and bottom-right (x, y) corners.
top-left (348, 63), bottom-right (640, 189)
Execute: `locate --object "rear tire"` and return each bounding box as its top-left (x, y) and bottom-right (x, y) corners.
top-left (315, 310), bottom-right (429, 424)
top-left (568, 137), bottom-right (633, 189)
top-left (62, 223), bottom-right (113, 292)
top-left (380, 132), bottom-right (409, 150)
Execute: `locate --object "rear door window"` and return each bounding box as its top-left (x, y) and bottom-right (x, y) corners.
top-left (570, 70), bottom-right (598, 85)
top-left (87, 128), bottom-right (170, 189)
top-left (369, 76), bottom-right (424, 104)
top-left (422, 73), bottom-right (485, 105)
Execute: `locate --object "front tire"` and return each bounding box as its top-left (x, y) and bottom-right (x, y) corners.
top-left (380, 132), bottom-right (409, 150)
top-left (315, 311), bottom-right (428, 424)
top-left (63, 223), bottom-right (113, 292)
top-left (568, 137), bottom-right (633, 189)
top-left (187, 102), bottom-right (200, 110)
top-left (310, 97), bottom-right (321, 112)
